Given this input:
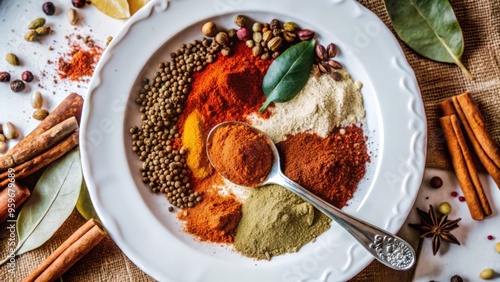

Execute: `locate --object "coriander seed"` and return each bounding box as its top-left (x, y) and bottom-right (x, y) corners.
top-left (234, 15), bottom-right (247, 27)
top-left (438, 202), bottom-right (451, 215)
top-left (202, 21), bottom-right (217, 37)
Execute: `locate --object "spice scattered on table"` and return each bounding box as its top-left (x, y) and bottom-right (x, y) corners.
top-left (58, 35), bottom-right (102, 81)
top-left (430, 176), bottom-right (443, 188)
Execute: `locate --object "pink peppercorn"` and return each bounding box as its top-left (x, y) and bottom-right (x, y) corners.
top-left (451, 191), bottom-right (458, 197)
top-left (487, 235), bottom-right (494, 240)
top-left (458, 196), bottom-right (465, 202)
top-left (236, 27), bottom-right (250, 41)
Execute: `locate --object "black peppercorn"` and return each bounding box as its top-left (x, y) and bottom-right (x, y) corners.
top-left (21, 71), bottom-right (34, 82)
top-left (10, 80), bottom-right (25, 93)
top-left (71, 0), bottom-right (86, 8)
top-left (430, 176), bottom-right (443, 189)
top-left (42, 2), bottom-right (56, 15)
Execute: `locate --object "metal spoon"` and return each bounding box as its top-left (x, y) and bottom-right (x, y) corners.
top-left (206, 121), bottom-right (416, 270)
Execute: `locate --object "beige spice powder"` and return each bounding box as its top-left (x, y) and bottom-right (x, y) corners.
top-left (248, 66), bottom-right (365, 142)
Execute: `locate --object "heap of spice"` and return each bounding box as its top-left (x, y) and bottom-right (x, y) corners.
top-left (277, 126), bottom-right (370, 208)
top-left (57, 36), bottom-right (102, 81)
top-left (207, 123), bottom-right (273, 187)
top-left (234, 184), bottom-right (331, 260)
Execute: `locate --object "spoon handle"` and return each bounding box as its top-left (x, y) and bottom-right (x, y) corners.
top-left (271, 173), bottom-right (416, 271)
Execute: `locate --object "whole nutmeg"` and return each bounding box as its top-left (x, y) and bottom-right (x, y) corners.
top-left (215, 32), bottom-right (229, 46)
top-left (297, 29), bottom-right (315, 41)
top-left (267, 37), bottom-right (283, 52)
top-left (327, 43), bottom-right (338, 58)
top-left (22, 71), bottom-right (34, 82)
top-left (236, 27), bottom-right (250, 41)
top-left (234, 15), bottom-right (247, 27)
top-left (10, 79), bottom-right (25, 93)
top-left (0, 71), bottom-right (10, 82)
top-left (202, 21), bottom-right (217, 37)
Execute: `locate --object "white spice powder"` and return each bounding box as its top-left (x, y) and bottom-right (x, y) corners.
top-left (248, 66), bottom-right (365, 142)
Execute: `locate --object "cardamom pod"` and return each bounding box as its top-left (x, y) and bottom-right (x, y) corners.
top-left (5, 53), bottom-right (19, 66)
top-left (283, 22), bottom-right (298, 32)
top-left (33, 109), bottom-right (49, 121)
top-left (24, 30), bottom-right (39, 42)
top-left (35, 26), bottom-right (52, 36)
top-left (252, 45), bottom-right (262, 57)
top-left (28, 17), bottom-right (46, 29)
top-left (3, 122), bottom-right (19, 140)
top-left (267, 37), bottom-right (283, 52)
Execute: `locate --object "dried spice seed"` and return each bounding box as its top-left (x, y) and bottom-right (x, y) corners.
top-left (33, 109), bottom-right (49, 120)
top-left (10, 80), bottom-right (25, 92)
top-left (3, 122), bottom-right (19, 139)
top-left (430, 176), bottom-right (443, 188)
top-left (28, 18), bottom-right (46, 29)
top-left (67, 8), bottom-right (79, 25)
top-left (479, 269), bottom-right (494, 280)
top-left (201, 21), bottom-right (217, 37)
top-left (35, 26), bottom-right (52, 36)
top-left (31, 91), bottom-right (44, 109)
top-left (297, 29), bottom-right (315, 41)
top-left (42, 2), bottom-right (56, 15)
top-left (451, 191), bottom-right (458, 197)
top-left (487, 235), bottom-right (494, 240)
top-left (234, 15), bottom-right (247, 27)
top-left (327, 43), bottom-right (338, 58)
top-left (22, 71), bottom-right (34, 82)
top-left (458, 196), bottom-right (465, 202)
top-left (5, 53), bottom-right (19, 66)
top-left (450, 275), bottom-right (463, 282)
top-left (438, 202), bottom-right (451, 215)
top-left (0, 72), bottom-right (10, 82)
top-left (0, 142), bottom-right (6, 153)
top-left (24, 30), bottom-right (39, 42)
top-left (331, 71), bottom-right (342, 81)
top-left (496, 242), bottom-right (500, 253)
top-left (72, 0), bottom-right (86, 8)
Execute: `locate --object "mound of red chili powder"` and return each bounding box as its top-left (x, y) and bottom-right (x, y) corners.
top-left (277, 126), bottom-right (370, 208)
top-left (177, 43), bottom-right (271, 133)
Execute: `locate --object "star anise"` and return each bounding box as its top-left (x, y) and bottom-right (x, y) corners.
top-left (408, 205), bottom-right (461, 255)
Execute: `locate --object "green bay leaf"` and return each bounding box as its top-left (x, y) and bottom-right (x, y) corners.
top-left (384, 0), bottom-right (471, 79)
top-left (0, 149), bottom-right (82, 265)
top-left (76, 180), bottom-right (101, 223)
top-left (259, 39), bottom-right (315, 112)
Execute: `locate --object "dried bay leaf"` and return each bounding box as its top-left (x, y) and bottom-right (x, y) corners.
top-left (259, 39), bottom-right (315, 112)
top-left (384, 0), bottom-right (472, 79)
top-left (0, 149), bottom-right (82, 265)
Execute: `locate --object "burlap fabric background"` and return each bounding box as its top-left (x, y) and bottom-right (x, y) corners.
top-left (1, 0), bottom-right (499, 281)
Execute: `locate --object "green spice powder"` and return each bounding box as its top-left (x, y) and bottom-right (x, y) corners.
top-left (234, 184), bottom-right (331, 260)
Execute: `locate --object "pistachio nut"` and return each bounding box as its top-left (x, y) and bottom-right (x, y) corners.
top-left (267, 37), bottom-right (283, 52)
top-left (35, 26), bottom-right (52, 36)
top-left (3, 122), bottom-right (19, 140)
top-left (24, 30), bottom-right (39, 42)
top-left (5, 53), bottom-right (19, 66)
top-left (33, 109), bottom-right (49, 121)
top-left (28, 17), bottom-right (46, 29)
top-left (283, 22), bottom-right (298, 32)
top-left (297, 29), bottom-right (315, 41)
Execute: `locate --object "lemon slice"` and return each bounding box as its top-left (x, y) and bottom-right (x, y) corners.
top-left (129, 0), bottom-right (149, 16)
top-left (92, 0), bottom-right (131, 19)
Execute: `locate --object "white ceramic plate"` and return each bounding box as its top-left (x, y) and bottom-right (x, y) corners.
top-left (80, 0), bottom-right (426, 281)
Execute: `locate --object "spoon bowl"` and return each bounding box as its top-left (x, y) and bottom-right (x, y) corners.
top-left (206, 121), bottom-right (416, 270)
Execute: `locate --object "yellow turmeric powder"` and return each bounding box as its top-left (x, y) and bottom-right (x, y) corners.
top-left (182, 110), bottom-right (213, 179)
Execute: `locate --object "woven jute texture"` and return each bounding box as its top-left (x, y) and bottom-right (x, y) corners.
top-left (0, 0), bottom-right (498, 281)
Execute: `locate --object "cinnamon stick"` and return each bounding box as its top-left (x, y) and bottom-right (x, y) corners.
top-left (2, 93), bottom-right (83, 173)
top-left (439, 99), bottom-right (456, 116)
top-left (451, 95), bottom-right (500, 189)
top-left (0, 131), bottom-right (79, 188)
top-left (0, 117), bottom-right (79, 170)
top-left (455, 92), bottom-right (500, 178)
top-left (0, 182), bottom-right (30, 223)
top-left (440, 115), bottom-right (489, 220)
top-left (23, 219), bottom-right (106, 282)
